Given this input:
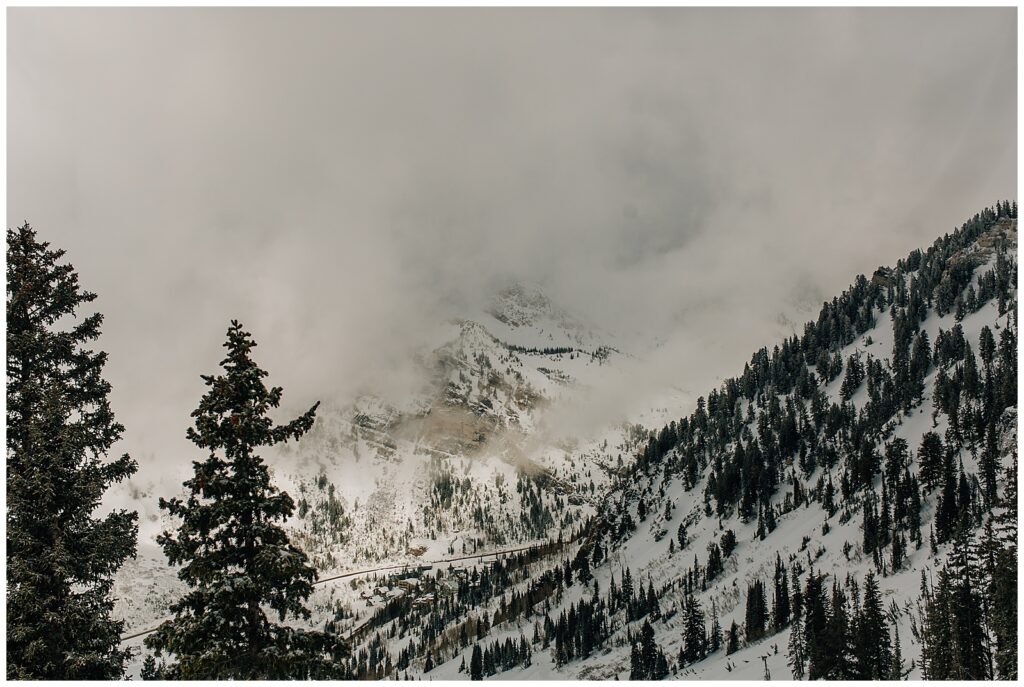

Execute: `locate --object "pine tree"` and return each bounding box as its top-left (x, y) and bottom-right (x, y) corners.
top-left (681, 592), bottom-right (706, 664)
top-left (630, 620), bottom-right (662, 680)
top-left (840, 353), bottom-right (865, 401)
top-left (822, 581), bottom-right (853, 679)
top-left (979, 421), bottom-right (1000, 508)
top-left (654, 649), bottom-right (670, 679)
top-left (918, 431), bottom-right (944, 492)
top-left (726, 621), bottom-right (739, 655)
top-left (787, 613), bottom-right (806, 679)
top-left (470, 644), bottom-right (483, 680)
top-left (145, 321), bottom-right (339, 678)
top-left (6, 224), bottom-right (138, 679)
top-left (744, 578), bottom-right (767, 643)
top-left (772, 554), bottom-right (791, 631)
top-left (990, 452), bottom-right (1018, 679)
top-left (708, 600), bottom-right (722, 654)
top-left (802, 571), bottom-right (828, 679)
top-left (889, 626), bottom-right (904, 679)
top-left (851, 572), bottom-right (891, 679)
top-left (629, 643), bottom-right (643, 680)
top-left (140, 654), bottom-right (159, 680)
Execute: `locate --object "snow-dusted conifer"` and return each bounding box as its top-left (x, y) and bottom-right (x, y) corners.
top-left (145, 321), bottom-right (340, 678)
top-left (6, 224), bottom-right (138, 679)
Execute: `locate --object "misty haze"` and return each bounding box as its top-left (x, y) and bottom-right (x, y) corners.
top-left (5, 6), bottom-right (1019, 682)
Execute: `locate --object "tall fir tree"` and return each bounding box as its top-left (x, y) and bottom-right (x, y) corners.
top-left (145, 321), bottom-right (340, 678)
top-left (744, 578), bottom-right (768, 643)
top-left (681, 592), bottom-right (706, 665)
top-left (851, 572), bottom-right (891, 679)
top-left (990, 450), bottom-right (1017, 679)
top-left (470, 644), bottom-right (483, 681)
top-left (6, 224), bottom-right (138, 679)
top-left (787, 612), bottom-right (806, 679)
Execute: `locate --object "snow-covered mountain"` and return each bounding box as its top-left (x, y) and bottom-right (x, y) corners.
top-left (118, 207), bottom-right (1018, 681)
top-left (413, 209), bottom-right (1018, 681)
top-left (114, 281), bottom-right (665, 653)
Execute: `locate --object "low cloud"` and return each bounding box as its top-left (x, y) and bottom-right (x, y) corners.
top-left (7, 8), bottom-right (1016, 486)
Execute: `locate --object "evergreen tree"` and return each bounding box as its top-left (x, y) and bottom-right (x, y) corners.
top-left (803, 571), bottom-right (829, 679)
top-left (726, 621), bottom-right (739, 655)
top-left (840, 353), bottom-right (865, 401)
top-left (145, 322), bottom-right (339, 678)
top-left (629, 643), bottom-right (643, 680)
top-left (822, 581), bottom-right (853, 679)
top-left (772, 554), bottom-right (791, 631)
top-left (744, 578), bottom-right (767, 643)
top-left (990, 453), bottom-right (1018, 679)
top-left (851, 572), bottom-right (891, 679)
top-left (889, 626), bottom-right (904, 680)
top-left (677, 522), bottom-right (688, 550)
top-left (681, 592), bottom-right (706, 665)
top-left (470, 644), bottom-right (483, 681)
top-left (708, 600), bottom-right (722, 654)
top-left (140, 654), bottom-right (159, 680)
top-left (918, 431), bottom-right (944, 492)
top-left (787, 613), bottom-right (806, 679)
top-left (631, 620), bottom-right (664, 680)
top-left (979, 421), bottom-right (1000, 508)
top-left (6, 224), bottom-right (138, 679)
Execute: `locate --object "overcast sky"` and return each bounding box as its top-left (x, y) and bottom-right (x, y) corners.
top-left (7, 8), bottom-right (1017, 478)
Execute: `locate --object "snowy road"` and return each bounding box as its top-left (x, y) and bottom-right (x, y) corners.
top-left (119, 540), bottom-right (562, 643)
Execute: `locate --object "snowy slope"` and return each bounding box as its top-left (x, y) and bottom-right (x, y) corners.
top-left (114, 215), bottom-right (1017, 681)
top-left (418, 216), bottom-right (1018, 680)
top-left (112, 281), bottom-right (652, 647)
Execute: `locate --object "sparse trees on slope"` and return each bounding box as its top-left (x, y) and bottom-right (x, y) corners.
top-left (6, 224), bottom-right (138, 679)
top-left (145, 321), bottom-right (341, 679)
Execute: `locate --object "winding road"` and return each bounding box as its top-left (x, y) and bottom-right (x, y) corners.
top-left (119, 540), bottom-right (565, 644)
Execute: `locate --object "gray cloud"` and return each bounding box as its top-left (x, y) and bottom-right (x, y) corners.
top-left (7, 8), bottom-right (1016, 480)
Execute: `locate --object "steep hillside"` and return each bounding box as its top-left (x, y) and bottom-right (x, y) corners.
top-left (357, 205), bottom-right (1017, 681)
top-left (122, 205), bottom-right (1018, 681)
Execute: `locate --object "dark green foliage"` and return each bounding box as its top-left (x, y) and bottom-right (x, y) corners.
top-left (145, 322), bottom-right (342, 679)
top-left (680, 592), bottom-right (706, 665)
top-left (6, 224), bottom-right (138, 679)
top-left (616, 203), bottom-right (1015, 537)
top-left (743, 578), bottom-right (768, 643)
top-left (919, 539), bottom-right (990, 679)
top-left (851, 572), bottom-right (890, 679)
top-left (720, 529), bottom-right (737, 558)
top-left (470, 644), bottom-right (483, 680)
top-left (705, 542), bottom-right (723, 581)
top-left (725, 620), bottom-right (739, 655)
top-left (707, 600), bottom-right (722, 654)
top-left (840, 353), bottom-right (865, 401)
top-left (918, 431), bottom-right (944, 492)
top-left (771, 554), bottom-right (790, 631)
top-left (630, 620), bottom-right (668, 680)
top-left (990, 453), bottom-right (1018, 679)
